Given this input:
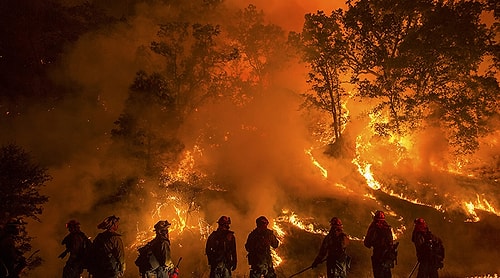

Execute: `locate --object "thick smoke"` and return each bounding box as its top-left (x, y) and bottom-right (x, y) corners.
top-left (2, 0), bottom-right (498, 277)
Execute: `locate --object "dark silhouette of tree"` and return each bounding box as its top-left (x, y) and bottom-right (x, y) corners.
top-left (112, 71), bottom-right (184, 175)
top-left (226, 4), bottom-right (290, 97)
top-left (112, 16), bottom-right (238, 175)
top-left (290, 10), bottom-right (350, 143)
top-left (0, 144), bottom-right (50, 272)
top-left (296, 0), bottom-right (499, 154)
top-left (343, 0), bottom-right (499, 154)
top-left (0, 144), bottom-right (50, 223)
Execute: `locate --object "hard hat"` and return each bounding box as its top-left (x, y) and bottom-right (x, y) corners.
top-left (330, 217), bottom-right (343, 227)
top-left (154, 220), bottom-right (171, 231)
top-left (66, 220), bottom-right (80, 229)
top-left (217, 216), bottom-right (231, 225)
top-left (374, 210), bottom-right (385, 220)
top-left (97, 215), bottom-right (120, 230)
top-left (256, 216), bottom-right (269, 226)
top-left (414, 218), bottom-right (427, 227)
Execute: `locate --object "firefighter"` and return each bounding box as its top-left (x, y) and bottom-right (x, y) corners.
top-left (311, 217), bottom-right (350, 278)
top-left (412, 218), bottom-right (444, 278)
top-left (89, 215), bottom-right (125, 278)
top-left (0, 218), bottom-right (27, 278)
top-left (142, 220), bottom-right (176, 278)
top-left (245, 216), bottom-right (279, 278)
top-left (205, 216), bottom-right (237, 278)
top-left (364, 211), bottom-right (395, 278)
top-left (59, 219), bottom-right (91, 278)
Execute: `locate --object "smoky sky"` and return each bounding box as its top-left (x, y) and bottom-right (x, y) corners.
top-left (1, 0), bottom-right (499, 277)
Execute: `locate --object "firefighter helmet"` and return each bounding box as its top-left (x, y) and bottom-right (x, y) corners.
top-left (97, 215), bottom-right (120, 230)
top-left (330, 217), bottom-right (343, 227)
top-left (414, 218), bottom-right (427, 227)
top-left (66, 219), bottom-right (80, 228)
top-left (217, 216), bottom-right (231, 225)
top-left (154, 220), bottom-right (171, 231)
top-left (256, 216), bottom-right (269, 226)
top-left (374, 210), bottom-right (385, 220)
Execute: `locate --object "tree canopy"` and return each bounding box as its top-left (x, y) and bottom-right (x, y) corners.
top-left (293, 0), bottom-right (499, 154)
top-left (0, 144), bottom-right (50, 223)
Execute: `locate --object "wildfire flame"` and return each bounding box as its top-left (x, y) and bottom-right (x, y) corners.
top-left (464, 194), bottom-right (500, 222)
top-left (305, 148), bottom-right (328, 178)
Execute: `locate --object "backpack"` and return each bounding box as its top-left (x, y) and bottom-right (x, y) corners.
top-left (89, 232), bottom-right (121, 276)
top-left (135, 241), bottom-right (160, 274)
top-left (424, 232), bottom-right (444, 268)
top-left (382, 241), bottom-right (399, 269)
top-left (80, 234), bottom-right (93, 270)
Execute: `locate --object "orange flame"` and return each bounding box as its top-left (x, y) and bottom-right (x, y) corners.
top-left (305, 148), bottom-right (328, 178)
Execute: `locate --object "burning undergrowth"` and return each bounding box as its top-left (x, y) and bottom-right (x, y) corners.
top-left (125, 159), bottom-right (500, 277)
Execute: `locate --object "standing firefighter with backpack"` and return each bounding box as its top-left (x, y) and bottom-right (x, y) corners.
top-left (135, 220), bottom-right (178, 278)
top-left (311, 217), bottom-right (350, 278)
top-left (58, 220), bottom-right (91, 278)
top-left (364, 211), bottom-right (397, 278)
top-left (89, 215), bottom-right (125, 278)
top-left (245, 216), bottom-right (279, 278)
top-left (205, 216), bottom-right (237, 278)
top-left (411, 218), bottom-right (444, 278)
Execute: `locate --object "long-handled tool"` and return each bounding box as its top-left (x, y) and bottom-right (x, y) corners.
top-left (288, 258), bottom-right (326, 278)
top-left (408, 261), bottom-right (420, 278)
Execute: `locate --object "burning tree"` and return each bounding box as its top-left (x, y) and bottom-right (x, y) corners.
top-left (343, 0), bottom-right (499, 154)
top-left (112, 17), bottom-right (239, 175)
top-left (289, 10), bottom-right (350, 145)
top-left (226, 4), bottom-right (290, 95)
top-left (293, 0), bottom-right (499, 155)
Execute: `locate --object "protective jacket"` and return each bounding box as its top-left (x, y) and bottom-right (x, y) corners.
top-left (364, 220), bottom-right (394, 278)
top-left (313, 228), bottom-right (350, 278)
top-left (206, 229), bottom-right (237, 278)
top-left (61, 231), bottom-right (90, 278)
top-left (412, 230), bottom-right (444, 278)
top-left (90, 230), bottom-right (125, 278)
top-left (245, 227), bottom-right (279, 278)
top-left (143, 235), bottom-right (175, 278)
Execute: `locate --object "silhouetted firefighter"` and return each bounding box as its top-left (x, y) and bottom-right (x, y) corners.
top-left (59, 219), bottom-right (92, 278)
top-left (245, 216), bottom-right (279, 278)
top-left (135, 220), bottom-right (179, 278)
top-left (364, 211), bottom-right (398, 278)
top-left (311, 217), bottom-right (351, 278)
top-left (205, 216), bottom-right (237, 278)
top-left (88, 215), bottom-right (125, 278)
top-left (411, 218), bottom-right (444, 278)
